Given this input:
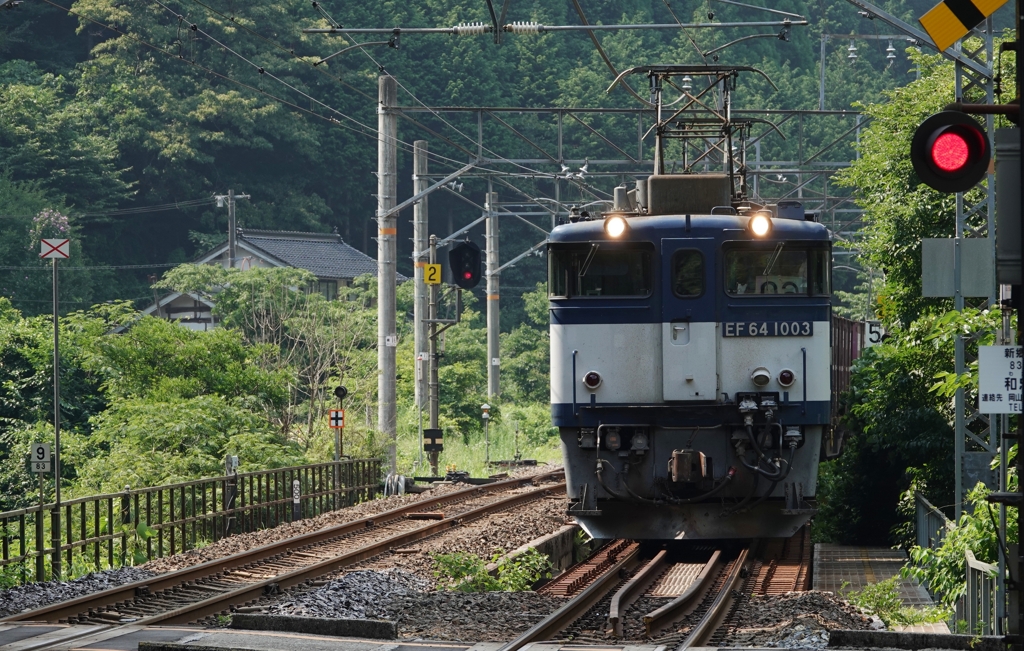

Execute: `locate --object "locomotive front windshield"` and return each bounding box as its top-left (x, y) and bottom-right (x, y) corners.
top-left (548, 244), bottom-right (653, 298)
top-left (725, 244), bottom-right (830, 296)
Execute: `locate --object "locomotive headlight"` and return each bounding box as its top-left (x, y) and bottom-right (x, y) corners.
top-left (751, 366), bottom-right (771, 387)
top-left (778, 369), bottom-right (796, 387)
top-left (604, 215), bottom-right (629, 238)
top-left (748, 212), bottom-right (773, 237)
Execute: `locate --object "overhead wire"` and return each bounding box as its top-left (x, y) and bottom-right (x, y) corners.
top-left (37, 0), bottom-right (512, 191)
top-left (173, 0), bottom-right (567, 181)
top-left (162, 0), bottom-right (571, 188)
top-left (343, 30), bottom-right (604, 206)
top-left (0, 197), bottom-right (216, 219)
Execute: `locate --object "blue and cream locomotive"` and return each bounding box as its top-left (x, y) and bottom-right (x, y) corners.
top-left (550, 66), bottom-right (840, 540)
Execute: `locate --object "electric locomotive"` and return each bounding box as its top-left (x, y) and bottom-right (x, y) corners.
top-left (550, 66), bottom-right (843, 540)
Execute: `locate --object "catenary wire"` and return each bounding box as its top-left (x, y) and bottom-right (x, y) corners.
top-left (37, 0), bottom-right (520, 188)
top-left (163, 0), bottom-right (565, 182)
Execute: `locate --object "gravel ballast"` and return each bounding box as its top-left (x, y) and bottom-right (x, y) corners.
top-left (721, 591), bottom-right (876, 648)
top-left (0, 567), bottom-right (156, 617)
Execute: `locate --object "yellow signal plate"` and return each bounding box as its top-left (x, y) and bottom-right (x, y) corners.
top-left (919, 0), bottom-right (1009, 52)
top-left (423, 263), bottom-right (442, 285)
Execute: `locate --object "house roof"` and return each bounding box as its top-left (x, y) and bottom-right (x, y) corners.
top-left (237, 230), bottom-right (382, 280)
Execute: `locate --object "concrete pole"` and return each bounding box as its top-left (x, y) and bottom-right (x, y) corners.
top-left (428, 235), bottom-right (440, 476)
top-left (51, 257), bottom-right (61, 581)
top-left (377, 75), bottom-right (398, 475)
top-left (485, 189), bottom-right (500, 397)
top-left (228, 189), bottom-right (236, 268)
top-left (413, 141), bottom-right (429, 413)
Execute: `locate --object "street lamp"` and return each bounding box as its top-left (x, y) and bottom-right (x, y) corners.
top-left (481, 403), bottom-right (491, 466)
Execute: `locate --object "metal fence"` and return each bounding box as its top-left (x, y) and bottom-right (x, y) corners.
top-left (954, 550), bottom-right (999, 635)
top-left (0, 458), bottom-right (381, 584)
top-left (914, 491), bottom-right (1001, 634)
top-left (915, 491), bottom-right (952, 551)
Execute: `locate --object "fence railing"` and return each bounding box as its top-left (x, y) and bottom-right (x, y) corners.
top-left (914, 491), bottom-right (1002, 634)
top-left (0, 458), bottom-right (381, 584)
top-left (954, 550), bottom-right (999, 635)
top-left (915, 491), bottom-right (952, 551)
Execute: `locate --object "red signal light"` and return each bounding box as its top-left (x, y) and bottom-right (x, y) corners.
top-left (463, 271), bottom-right (472, 279)
top-left (930, 132), bottom-right (970, 172)
top-left (910, 111), bottom-right (990, 193)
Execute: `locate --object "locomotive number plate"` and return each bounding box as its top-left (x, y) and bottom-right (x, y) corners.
top-left (722, 321), bottom-right (813, 337)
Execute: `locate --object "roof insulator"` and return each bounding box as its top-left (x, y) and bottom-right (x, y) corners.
top-left (452, 22), bottom-right (489, 36)
top-left (505, 21), bottom-right (542, 34)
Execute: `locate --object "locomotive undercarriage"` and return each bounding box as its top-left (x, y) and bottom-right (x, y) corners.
top-left (562, 402), bottom-right (823, 540)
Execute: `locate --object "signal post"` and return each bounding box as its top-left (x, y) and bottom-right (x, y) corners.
top-left (913, 0), bottom-right (1021, 641)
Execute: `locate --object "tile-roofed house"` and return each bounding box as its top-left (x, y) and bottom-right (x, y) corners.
top-left (144, 229), bottom-right (401, 330)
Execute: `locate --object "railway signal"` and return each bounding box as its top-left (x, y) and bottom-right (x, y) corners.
top-left (449, 241), bottom-right (482, 289)
top-left (910, 110), bottom-right (991, 193)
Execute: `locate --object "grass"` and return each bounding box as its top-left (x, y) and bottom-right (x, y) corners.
top-left (394, 417), bottom-right (561, 479)
top-left (844, 577), bottom-right (950, 628)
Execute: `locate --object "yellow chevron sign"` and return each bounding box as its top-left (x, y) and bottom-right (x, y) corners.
top-left (919, 0), bottom-right (1010, 51)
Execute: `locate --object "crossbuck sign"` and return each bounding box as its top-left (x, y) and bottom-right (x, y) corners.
top-left (40, 239), bottom-right (70, 259)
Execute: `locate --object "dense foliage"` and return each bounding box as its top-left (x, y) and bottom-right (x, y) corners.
top-left (0, 0), bottom-right (939, 320)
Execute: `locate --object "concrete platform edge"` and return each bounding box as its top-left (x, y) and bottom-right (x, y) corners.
top-left (140, 643), bottom-right (254, 651)
top-left (828, 628), bottom-right (1005, 651)
top-left (229, 615), bottom-right (397, 640)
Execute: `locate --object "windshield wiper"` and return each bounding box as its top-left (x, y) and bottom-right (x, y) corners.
top-left (579, 243), bottom-right (600, 279)
top-left (763, 242), bottom-right (784, 276)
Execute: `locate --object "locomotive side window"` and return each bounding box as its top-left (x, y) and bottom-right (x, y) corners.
top-left (724, 244), bottom-right (830, 296)
top-left (548, 244), bottom-right (652, 298)
top-left (671, 250), bottom-right (703, 297)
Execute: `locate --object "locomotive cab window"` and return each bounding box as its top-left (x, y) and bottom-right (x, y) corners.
top-left (672, 250), bottom-right (703, 297)
top-left (724, 244), bottom-right (830, 296)
top-left (549, 243), bottom-right (653, 298)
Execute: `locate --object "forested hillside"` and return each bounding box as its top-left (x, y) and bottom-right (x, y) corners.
top-left (1, 0), bottom-right (933, 317)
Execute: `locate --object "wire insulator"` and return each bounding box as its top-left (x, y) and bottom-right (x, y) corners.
top-left (505, 21), bottom-right (542, 34)
top-left (452, 22), bottom-right (489, 36)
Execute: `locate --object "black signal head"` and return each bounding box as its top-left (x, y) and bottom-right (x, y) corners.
top-left (448, 241), bottom-right (482, 289)
top-left (910, 110), bottom-right (991, 193)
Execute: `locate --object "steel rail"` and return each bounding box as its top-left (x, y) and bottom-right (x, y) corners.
top-left (608, 549), bottom-right (667, 637)
top-left (138, 482), bottom-right (565, 625)
top-left (3, 470), bottom-right (563, 624)
top-left (497, 542), bottom-right (641, 651)
top-left (676, 547), bottom-right (751, 650)
top-left (643, 550), bottom-right (721, 636)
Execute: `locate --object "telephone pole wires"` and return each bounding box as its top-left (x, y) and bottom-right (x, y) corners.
top-left (214, 189), bottom-right (250, 267)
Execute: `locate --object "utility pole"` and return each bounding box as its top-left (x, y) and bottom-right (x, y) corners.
top-left (427, 235), bottom-right (440, 476)
top-left (377, 75), bottom-right (399, 475)
top-left (413, 141), bottom-right (429, 413)
top-left (485, 189), bottom-right (500, 397)
top-left (214, 189), bottom-right (250, 267)
top-left (51, 255), bottom-right (61, 581)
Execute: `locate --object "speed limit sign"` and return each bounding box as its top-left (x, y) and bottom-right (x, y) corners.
top-left (30, 443), bottom-right (51, 473)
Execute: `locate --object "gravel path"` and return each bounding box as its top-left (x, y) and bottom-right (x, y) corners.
top-left (0, 567), bottom-right (156, 617)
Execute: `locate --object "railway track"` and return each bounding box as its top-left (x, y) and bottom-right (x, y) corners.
top-left (2, 470), bottom-right (564, 629)
top-left (498, 527), bottom-right (812, 651)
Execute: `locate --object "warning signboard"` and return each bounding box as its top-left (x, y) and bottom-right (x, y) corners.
top-left (328, 409), bottom-right (345, 428)
top-left (40, 239), bottom-right (70, 259)
top-left (978, 345), bottom-right (1023, 414)
top-left (919, 0), bottom-right (1010, 52)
